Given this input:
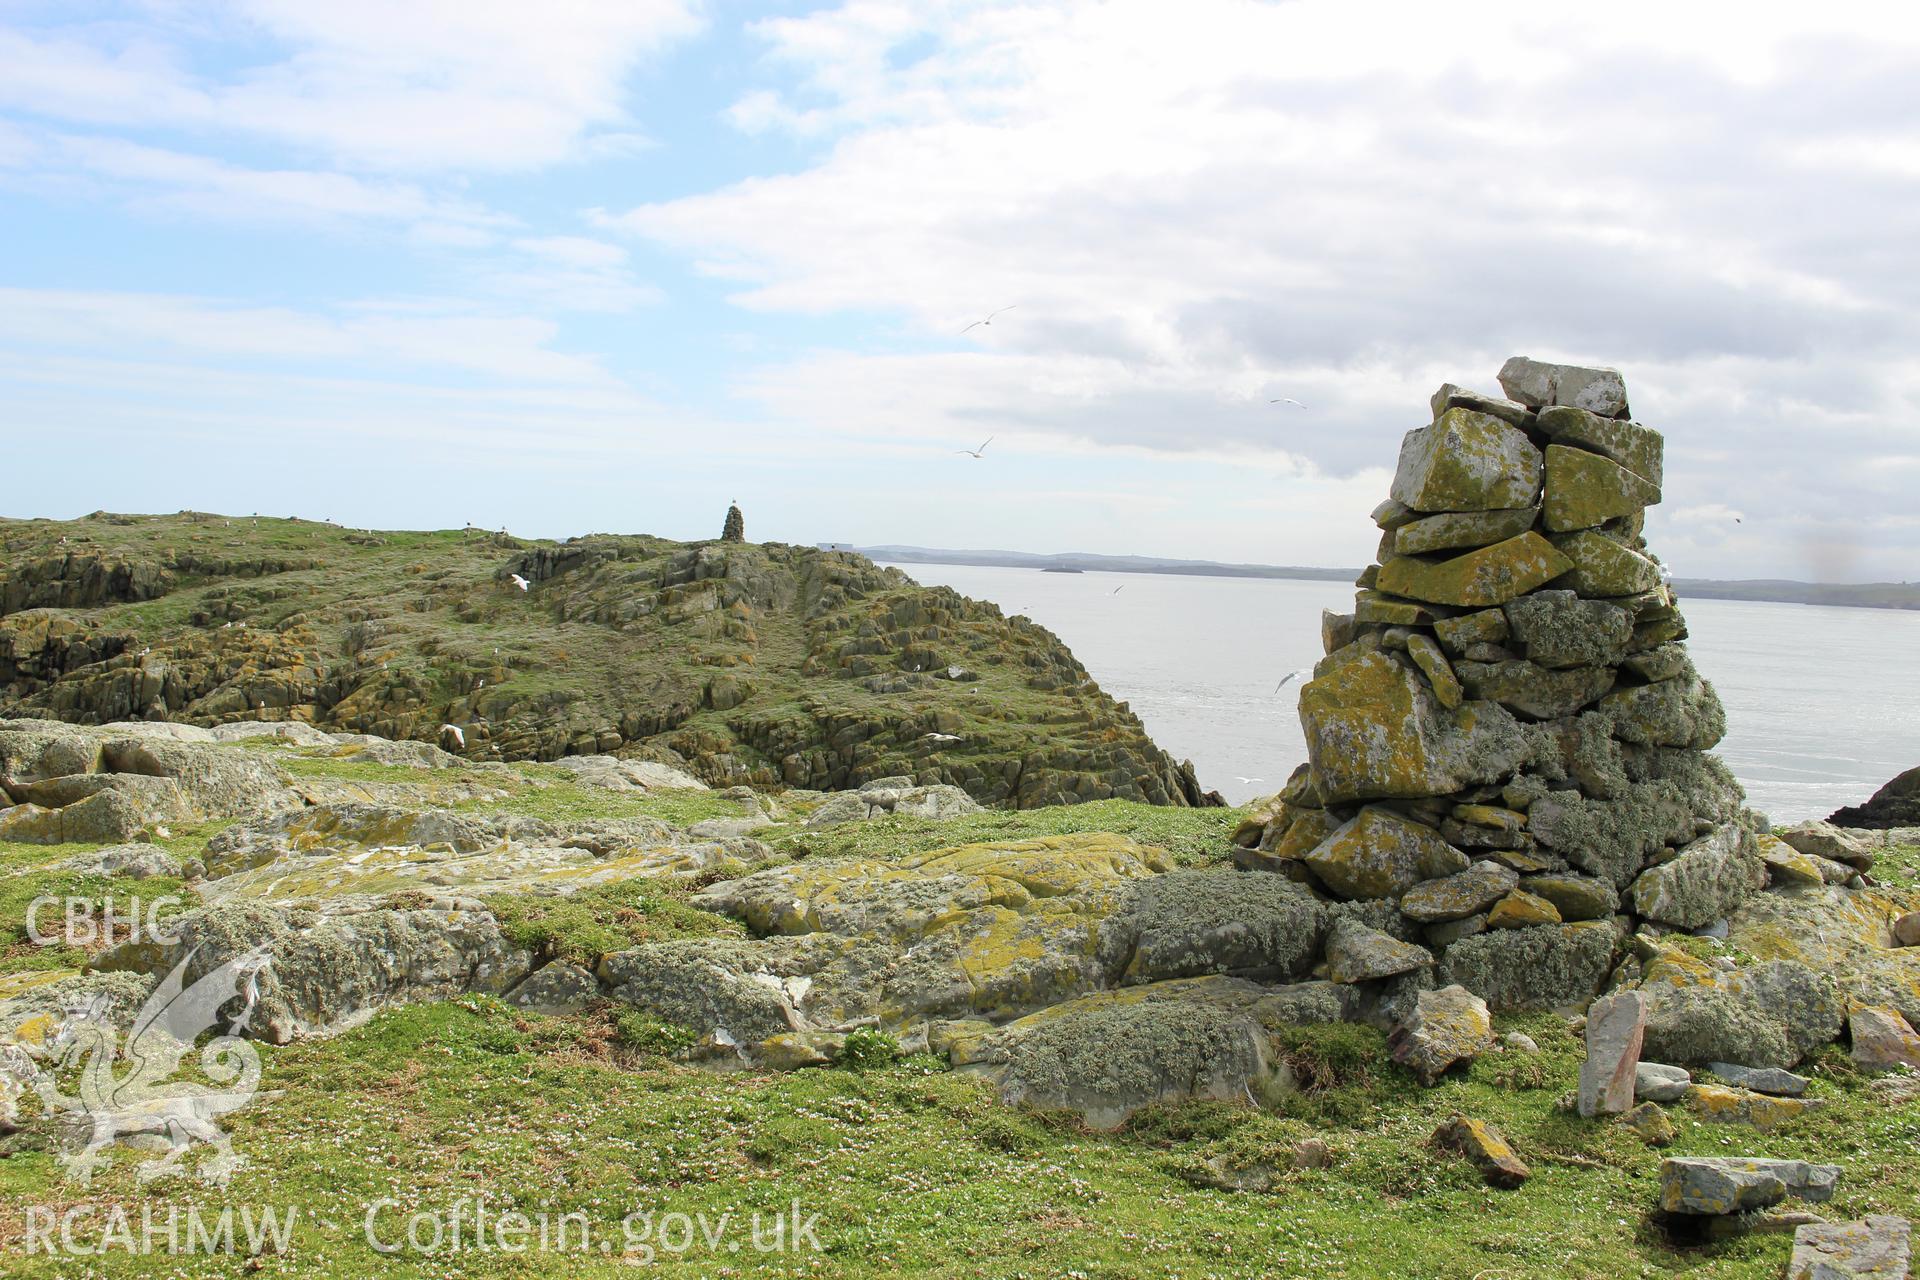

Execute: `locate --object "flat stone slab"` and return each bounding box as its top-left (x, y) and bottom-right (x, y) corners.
top-left (1660, 1157), bottom-right (1842, 1216)
top-left (1787, 1216), bottom-right (1912, 1280)
top-left (1498, 355), bottom-right (1630, 418)
top-left (1709, 1061), bottom-right (1810, 1097)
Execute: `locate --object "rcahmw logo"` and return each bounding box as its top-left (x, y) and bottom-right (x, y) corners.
top-left (21, 1203), bottom-right (297, 1257)
top-left (22, 945), bottom-right (274, 1185)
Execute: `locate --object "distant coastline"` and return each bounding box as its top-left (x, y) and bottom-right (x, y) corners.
top-left (841, 544), bottom-right (1920, 611)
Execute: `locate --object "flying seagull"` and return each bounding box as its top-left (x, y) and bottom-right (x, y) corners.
top-left (923, 732), bottom-right (965, 743)
top-left (509, 573), bottom-right (530, 591)
top-left (955, 437), bottom-right (994, 459)
top-left (960, 306), bottom-right (1016, 334)
top-left (1270, 398), bottom-right (1307, 409)
top-left (1273, 668), bottom-right (1312, 694)
top-left (441, 724), bottom-right (465, 749)
top-left (1111, 585), bottom-right (1124, 594)
top-left (1234, 776), bottom-right (1264, 785)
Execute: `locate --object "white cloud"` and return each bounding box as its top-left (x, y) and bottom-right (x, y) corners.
top-left (0, 287), bottom-right (614, 384)
top-left (0, 1), bottom-right (704, 172)
top-left (49, 133), bottom-right (507, 227)
top-left (595, 0), bottom-right (1920, 577)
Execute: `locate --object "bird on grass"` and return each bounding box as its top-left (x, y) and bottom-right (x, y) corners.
top-left (509, 574), bottom-right (530, 591)
top-left (960, 306), bottom-right (1016, 334)
top-left (955, 437), bottom-right (994, 459)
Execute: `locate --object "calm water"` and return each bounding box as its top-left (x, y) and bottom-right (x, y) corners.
top-left (883, 563), bottom-right (1920, 822)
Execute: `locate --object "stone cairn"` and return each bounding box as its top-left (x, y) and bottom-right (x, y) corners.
top-left (1238, 356), bottom-right (1757, 1018)
top-left (720, 503), bottom-right (746, 543)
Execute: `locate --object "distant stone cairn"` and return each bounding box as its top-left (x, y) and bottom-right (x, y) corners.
top-left (721, 504), bottom-right (745, 543)
top-left (1239, 356), bottom-right (1759, 1013)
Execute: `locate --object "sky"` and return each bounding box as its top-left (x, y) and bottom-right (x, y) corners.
top-left (3, 1), bottom-right (1919, 583)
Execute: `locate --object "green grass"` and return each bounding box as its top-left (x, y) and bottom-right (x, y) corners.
top-left (768, 798), bottom-right (1241, 866)
top-left (3, 996), bottom-right (1917, 1278)
top-left (484, 880), bottom-right (743, 970)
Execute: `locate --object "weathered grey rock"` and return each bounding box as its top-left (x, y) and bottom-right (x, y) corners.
top-left (0, 774), bottom-right (188, 843)
top-left (804, 782), bottom-right (982, 827)
top-left (207, 719), bottom-right (339, 747)
top-left (1433, 1114), bottom-right (1530, 1188)
top-left (338, 738), bottom-right (467, 769)
top-left (97, 735), bottom-right (295, 817)
top-left (1299, 650), bottom-right (1530, 804)
top-left (1303, 806), bottom-right (1469, 899)
top-left (1850, 1007), bottom-right (1920, 1073)
top-left (1404, 633), bottom-right (1463, 709)
top-left (1429, 383), bottom-right (1534, 428)
top-left (1549, 530), bottom-right (1662, 598)
top-left (1456, 659), bottom-right (1615, 720)
top-left (1630, 826), bottom-right (1765, 929)
top-left (1387, 984), bottom-right (1494, 1085)
top-left (1503, 590), bottom-right (1633, 670)
top-left (1103, 869), bottom-right (1327, 983)
top-left (958, 986), bottom-right (1295, 1130)
top-left (1433, 607), bottom-right (1509, 655)
top-left (1660, 1157), bottom-right (1841, 1216)
top-left (1542, 444), bottom-right (1662, 533)
top-left (1390, 410), bottom-right (1544, 513)
top-left (1579, 989), bottom-right (1647, 1117)
top-left (1436, 921), bottom-right (1617, 1012)
top-left (1897, 913), bottom-right (1920, 948)
top-left (1376, 535), bottom-right (1573, 609)
top-left (547, 754), bottom-right (709, 792)
top-left (1636, 1062), bottom-right (1692, 1103)
top-left (1602, 674), bottom-right (1728, 750)
top-left (1527, 785), bottom-right (1698, 888)
top-left (1325, 918), bottom-right (1434, 984)
top-left (506, 960), bottom-right (600, 1013)
top-left (1708, 1062), bottom-right (1810, 1097)
top-left (1639, 953), bottom-right (1843, 1069)
top-left (1394, 508), bottom-right (1540, 557)
top-left (1776, 820), bottom-right (1876, 872)
top-left (1522, 872), bottom-right (1619, 921)
top-left (92, 899), bottom-right (534, 1044)
top-left (1497, 356), bottom-right (1630, 418)
top-left (56, 841), bottom-right (181, 878)
top-left (1399, 860), bottom-right (1518, 923)
top-left (1786, 1215), bottom-right (1912, 1280)
top-left (1536, 405), bottom-right (1664, 486)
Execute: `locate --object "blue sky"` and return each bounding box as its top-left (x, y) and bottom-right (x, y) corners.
top-left (4, 1), bottom-right (1919, 581)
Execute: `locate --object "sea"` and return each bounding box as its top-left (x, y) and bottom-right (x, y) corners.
top-left (881, 562), bottom-right (1920, 823)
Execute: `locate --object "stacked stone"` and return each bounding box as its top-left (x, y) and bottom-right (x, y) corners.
top-left (1241, 357), bottom-right (1757, 1013)
top-left (720, 504), bottom-right (746, 543)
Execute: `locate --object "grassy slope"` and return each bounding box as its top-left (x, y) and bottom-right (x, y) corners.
top-left (2, 785), bottom-right (1917, 1278)
top-left (1, 513), bottom-right (1206, 807)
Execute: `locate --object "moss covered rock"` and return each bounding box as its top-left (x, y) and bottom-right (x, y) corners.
top-left (1377, 534), bottom-right (1574, 609)
top-left (1299, 650), bottom-right (1528, 804)
top-left (1542, 445), bottom-right (1661, 533)
top-left (1390, 409), bottom-right (1544, 514)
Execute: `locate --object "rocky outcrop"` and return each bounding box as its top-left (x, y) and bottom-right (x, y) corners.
top-left (0, 516), bottom-right (1214, 810)
top-left (1829, 765), bottom-right (1920, 829)
top-left (0, 717), bottom-right (295, 844)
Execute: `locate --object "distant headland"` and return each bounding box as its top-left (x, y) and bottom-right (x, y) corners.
top-left (836, 544), bottom-right (1920, 611)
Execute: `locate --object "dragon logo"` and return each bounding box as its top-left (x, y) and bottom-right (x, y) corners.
top-left (26, 947), bottom-right (274, 1186)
